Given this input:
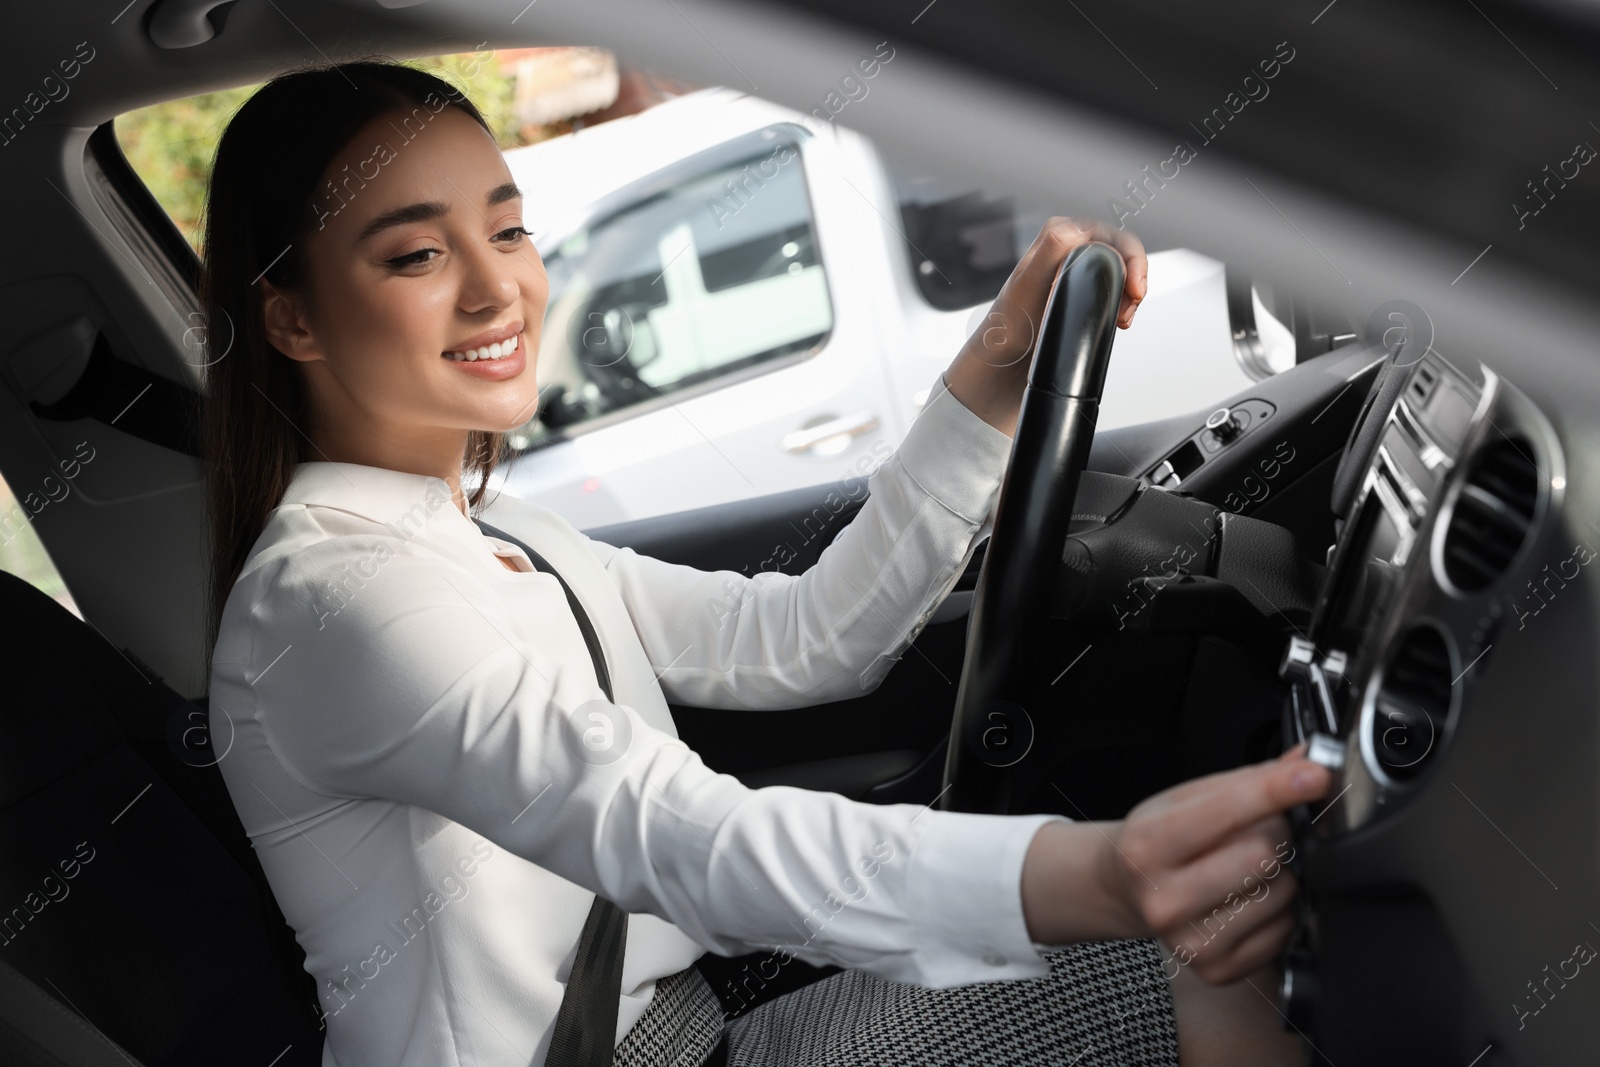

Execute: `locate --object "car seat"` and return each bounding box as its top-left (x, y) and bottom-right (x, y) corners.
top-left (0, 570), bottom-right (323, 1066)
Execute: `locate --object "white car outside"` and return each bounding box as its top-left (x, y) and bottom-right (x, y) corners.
top-left (494, 87), bottom-right (1292, 529)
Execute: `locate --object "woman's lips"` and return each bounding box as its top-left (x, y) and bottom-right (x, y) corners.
top-left (441, 331), bottom-right (526, 380)
top-left (444, 330), bottom-right (520, 363)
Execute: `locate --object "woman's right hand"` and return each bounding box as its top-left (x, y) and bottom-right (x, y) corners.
top-left (1109, 747), bottom-right (1331, 984)
top-left (1021, 748), bottom-right (1332, 984)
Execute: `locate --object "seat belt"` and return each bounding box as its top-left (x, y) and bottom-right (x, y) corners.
top-left (0, 957), bottom-right (145, 1067)
top-left (473, 519), bottom-right (629, 1067)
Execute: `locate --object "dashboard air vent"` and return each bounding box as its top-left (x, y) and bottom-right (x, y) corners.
top-left (1439, 435), bottom-right (1539, 592)
top-left (1368, 625), bottom-right (1454, 783)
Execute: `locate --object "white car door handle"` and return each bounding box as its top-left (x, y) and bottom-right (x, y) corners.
top-left (781, 411), bottom-right (881, 455)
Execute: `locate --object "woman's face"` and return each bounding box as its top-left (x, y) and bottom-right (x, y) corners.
top-left (266, 102), bottom-right (547, 471)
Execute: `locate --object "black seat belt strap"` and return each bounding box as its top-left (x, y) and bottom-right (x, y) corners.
top-left (473, 518), bottom-right (629, 1067)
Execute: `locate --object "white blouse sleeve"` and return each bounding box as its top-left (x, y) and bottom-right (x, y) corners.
top-left (585, 369), bottom-right (1016, 710)
top-left (245, 516), bottom-right (1064, 989)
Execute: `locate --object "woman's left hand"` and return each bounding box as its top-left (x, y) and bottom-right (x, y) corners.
top-left (943, 216), bottom-right (1147, 437)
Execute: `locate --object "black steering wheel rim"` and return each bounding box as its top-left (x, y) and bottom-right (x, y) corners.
top-left (939, 242), bottom-right (1126, 815)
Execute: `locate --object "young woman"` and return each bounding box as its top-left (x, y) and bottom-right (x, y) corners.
top-left (202, 61), bottom-right (1330, 1067)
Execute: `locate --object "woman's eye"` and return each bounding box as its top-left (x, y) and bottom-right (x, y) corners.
top-left (385, 247), bottom-right (440, 269)
top-left (383, 228), bottom-right (528, 269)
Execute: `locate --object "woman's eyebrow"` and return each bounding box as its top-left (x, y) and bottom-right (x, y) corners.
top-left (487, 181), bottom-right (522, 207)
top-left (356, 184), bottom-right (523, 243)
top-left (356, 200), bottom-right (448, 243)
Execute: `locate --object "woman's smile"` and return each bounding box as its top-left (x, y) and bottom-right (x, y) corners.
top-left (442, 328), bottom-right (526, 380)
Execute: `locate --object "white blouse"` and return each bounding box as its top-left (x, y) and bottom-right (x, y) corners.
top-left (209, 368), bottom-right (1069, 1067)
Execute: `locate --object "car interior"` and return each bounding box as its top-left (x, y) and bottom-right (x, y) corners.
top-left (2, 1), bottom-right (1598, 1065)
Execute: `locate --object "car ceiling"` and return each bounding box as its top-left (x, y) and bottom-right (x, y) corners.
top-left (5, 0), bottom-right (1597, 377)
top-left (776, 0), bottom-right (1600, 297)
top-left (2, 0), bottom-right (1599, 697)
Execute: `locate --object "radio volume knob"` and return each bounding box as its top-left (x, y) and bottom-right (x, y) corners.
top-left (1279, 636), bottom-right (1316, 683)
top-left (1306, 732), bottom-right (1346, 773)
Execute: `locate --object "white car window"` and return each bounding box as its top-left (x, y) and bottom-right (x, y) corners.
top-left (509, 141), bottom-right (832, 452)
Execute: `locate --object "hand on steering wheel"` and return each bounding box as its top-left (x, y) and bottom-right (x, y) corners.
top-left (939, 222), bottom-right (1144, 814)
top-left (945, 217), bottom-right (1148, 439)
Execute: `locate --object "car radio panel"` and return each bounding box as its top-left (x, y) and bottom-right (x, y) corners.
top-left (1282, 347), bottom-right (1560, 834)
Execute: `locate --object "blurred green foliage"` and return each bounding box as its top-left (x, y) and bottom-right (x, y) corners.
top-left (0, 475), bottom-right (77, 615)
top-left (113, 50), bottom-right (551, 254)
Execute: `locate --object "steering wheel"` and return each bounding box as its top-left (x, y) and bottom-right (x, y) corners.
top-left (939, 242), bottom-right (1125, 815)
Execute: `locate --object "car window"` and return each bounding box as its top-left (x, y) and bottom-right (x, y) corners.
top-left (0, 473), bottom-right (81, 618)
top-left (882, 152), bottom-right (1048, 312)
top-left (508, 140), bottom-right (832, 451)
top-left (884, 150), bottom-right (1311, 382)
top-left (113, 48), bottom-right (555, 255)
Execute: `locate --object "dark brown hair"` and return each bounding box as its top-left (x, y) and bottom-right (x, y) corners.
top-left (199, 60), bottom-right (507, 671)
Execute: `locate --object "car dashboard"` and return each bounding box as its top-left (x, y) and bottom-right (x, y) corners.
top-left (1286, 348), bottom-right (1548, 809)
top-left (1278, 345), bottom-right (1591, 1064)
top-left (1289, 349), bottom-right (1559, 820)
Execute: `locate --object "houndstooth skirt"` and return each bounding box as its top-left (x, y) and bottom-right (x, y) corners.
top-left (612, 938), bottom-right (1180, 1067)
